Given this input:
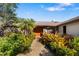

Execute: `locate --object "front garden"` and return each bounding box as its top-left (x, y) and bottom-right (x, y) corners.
top-left (40, 33), bottom-right (79, 56)
top-left (1, 3), bottom-right (79, 56)
top-left (0, 19), bottom-right (35, 56)
top-left (0, 4), bottom-right (36, 56)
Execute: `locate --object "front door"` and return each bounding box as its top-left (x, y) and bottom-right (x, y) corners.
top-left (63, 26), bottom-right (66, 34)
top-left (33, 26), bottom-right (43, 38)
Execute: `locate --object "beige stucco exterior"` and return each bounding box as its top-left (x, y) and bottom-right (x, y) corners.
top-left (59, 21), bottom-right (79, 36)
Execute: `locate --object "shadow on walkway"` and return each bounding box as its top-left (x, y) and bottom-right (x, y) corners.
top-left (39, 45), bottom-right (54, 56)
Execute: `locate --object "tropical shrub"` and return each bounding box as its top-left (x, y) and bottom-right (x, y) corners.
top-left (69, 37), bottom-right (79, 55)
top-left (39, 33), bottom-right (52, 44)
top-left (69, 37), bottom-right (79, 49)
top-left (56, 47), bottom-right (77, 56)
top-left (40, 33), bottom-right (79, 56)
top-left (66, 49), bottom-right (77, 56)
top-left (41, 33), bottom-right (66, 47)
top-left (49, 42), bottom-right (77, 56)
top-left (0, 18), bottom-right (35, 56)
top-left (0, 32), bottom-right (34, 56)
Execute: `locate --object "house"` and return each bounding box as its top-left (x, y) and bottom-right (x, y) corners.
top-left (33, 21), bottom-right (61, 37)
top-left (34, 16), bottom-right (79, 37)
top-left (58, 16), bottom-right (79, 36)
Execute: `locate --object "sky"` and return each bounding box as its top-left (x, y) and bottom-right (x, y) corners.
top-left (16, 3), bottom-right (79, 22)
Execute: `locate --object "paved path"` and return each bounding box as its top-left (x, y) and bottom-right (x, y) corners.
top-left (17, 38), bottom-right (53, 56)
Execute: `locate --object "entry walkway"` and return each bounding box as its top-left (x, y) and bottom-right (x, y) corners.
top-left (17, 38), bottom-right (53, 56)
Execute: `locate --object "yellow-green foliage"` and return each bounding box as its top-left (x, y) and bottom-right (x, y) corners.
top-left (0, 33), bottom-right (34, 56)
top-left (69, 37), bottom-right (79, 55)
top-left (41, 33), bottom-right (78, 56)
top-left (42, 33), bottom-right (66, 48)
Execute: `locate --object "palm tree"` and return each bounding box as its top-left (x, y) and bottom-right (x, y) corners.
top-left (20, 18), bottom-right (35, 35)
top-left (0, 3), bottom-right (17, 22)
top-left (0, 3), bottom-right (18, 36)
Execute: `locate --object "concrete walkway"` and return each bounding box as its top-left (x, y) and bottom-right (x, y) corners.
top-left (17, 38), bottom-right (53, 56)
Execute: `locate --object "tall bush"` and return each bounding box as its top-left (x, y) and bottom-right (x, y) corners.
top-left (0, 33), bottom-right (34, 56)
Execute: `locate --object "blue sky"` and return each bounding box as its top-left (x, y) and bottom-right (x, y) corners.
top-left (16, 3), bottom-right (79, 22)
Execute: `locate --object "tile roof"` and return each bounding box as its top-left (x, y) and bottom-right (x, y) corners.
top-left (58, 16), bottom-right (79, 26)
top-left (35, 16), bottom-right (79, 27)
top-left (35, 21), bottom-right (61, 26)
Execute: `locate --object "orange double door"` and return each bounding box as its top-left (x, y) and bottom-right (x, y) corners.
top-left (34, 32), bottom-right (42, 38)
top-left (33, 26), bottom-right (44, 38)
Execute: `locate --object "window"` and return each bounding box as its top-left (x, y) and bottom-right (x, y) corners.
top-left (43, 29), bottom-right (47, 33)
top-left (63, 26), bottom-right (66, 34)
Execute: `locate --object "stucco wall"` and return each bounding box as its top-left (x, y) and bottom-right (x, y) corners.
top-left (59, 21), bottom-right (79, 36)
